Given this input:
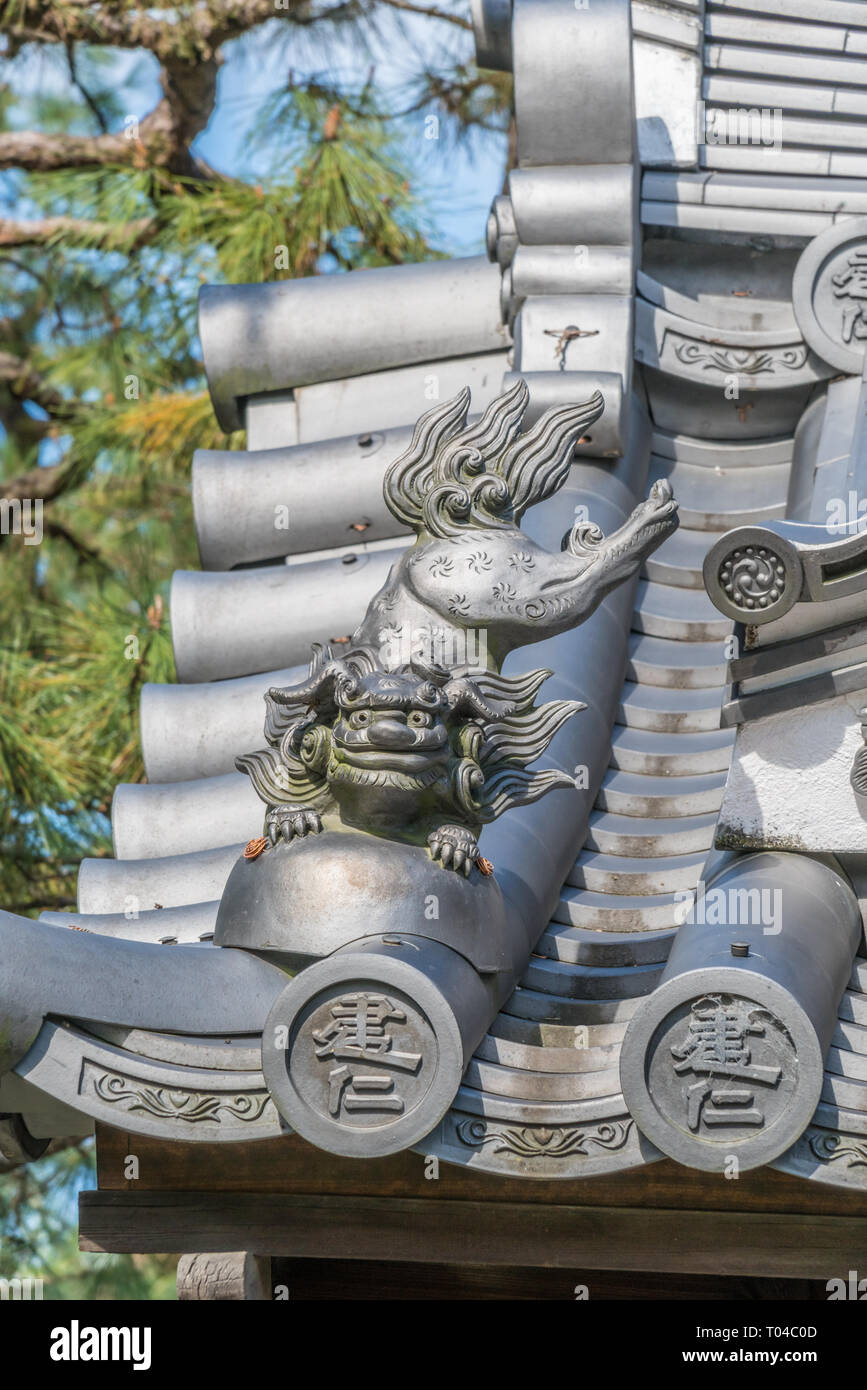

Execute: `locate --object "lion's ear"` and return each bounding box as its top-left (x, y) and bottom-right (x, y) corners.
top-left (474, 698), bottom-right (585, 822)
top-left (236, 746), bottom-right (333, 813)
top-left (478, 766), bottom-right (577, 822)
top-left (297, 723), bottom-right (331, 774)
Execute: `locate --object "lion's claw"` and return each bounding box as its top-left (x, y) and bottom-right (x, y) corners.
top-left (428, 825), bottom-right (478, 876)
top-left (266, 806), bottom-right (323, 845)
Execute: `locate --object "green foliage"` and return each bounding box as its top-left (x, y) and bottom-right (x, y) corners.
top-left (0, 34), bottom-right (458, 917)
top-left (398, 60), bottom-right (512, 150)
top-left (0, 0), bottom-right (508, 1299)
top-left (0, 1141), bottom-right (177, 1299)
top-left (167, 84), bottom-right (435, 278)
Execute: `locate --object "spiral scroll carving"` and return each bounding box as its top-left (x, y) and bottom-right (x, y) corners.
top-left (718, 546), bottom-right (786, 613)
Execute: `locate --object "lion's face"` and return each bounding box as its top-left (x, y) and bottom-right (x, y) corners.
top-left (327, 670), bottom-right (453, 793)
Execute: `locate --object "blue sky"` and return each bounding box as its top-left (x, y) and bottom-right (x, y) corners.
top-left (3, 8), bottom-right (507, 256)
top-left (1, 10), bottom-right (506, 473)
top-left (193, 11), bottom-right (507, 256)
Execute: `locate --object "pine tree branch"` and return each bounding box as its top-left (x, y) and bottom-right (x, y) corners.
top-left (0, 215), bottom-right (158, 249)
top-left (3, 897), bottom-right (74, 915)
top-left (42, 519), bottom-right (114, 572)
top-left (0, 460), bottom-right (67, 504)
top-left (2, 0), bottom-right (306, 59)
top-left (0, 1135), bottom-right (86, 1175)
top-left (0, 360), bottom-right (91, 506)
top-left (374, 0), bottom-right (472, 28)
top-left (65, 39), bottom-right (110, 134)
top-left (0, 353), bottom-right (78, 420)
top-left (0, 95), bottom-right (208, 175)
top-left (1, 2), bottom-right (472, 180)
top-left (0, 126), bottom-right (137, 172)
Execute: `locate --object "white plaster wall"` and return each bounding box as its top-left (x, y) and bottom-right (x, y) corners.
top-left (634, 39), bottom-right (700, 170)
top-left (718, 691), bottom-right (867, 853)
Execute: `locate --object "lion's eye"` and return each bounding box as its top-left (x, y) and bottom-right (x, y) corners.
top-left (349, 710), bottom-right (371, 728)
top-left (407, 710), bottom-right (431, 728)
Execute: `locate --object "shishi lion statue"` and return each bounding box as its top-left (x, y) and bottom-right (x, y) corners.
top-left (238, 380), bottom-right (678, 874)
